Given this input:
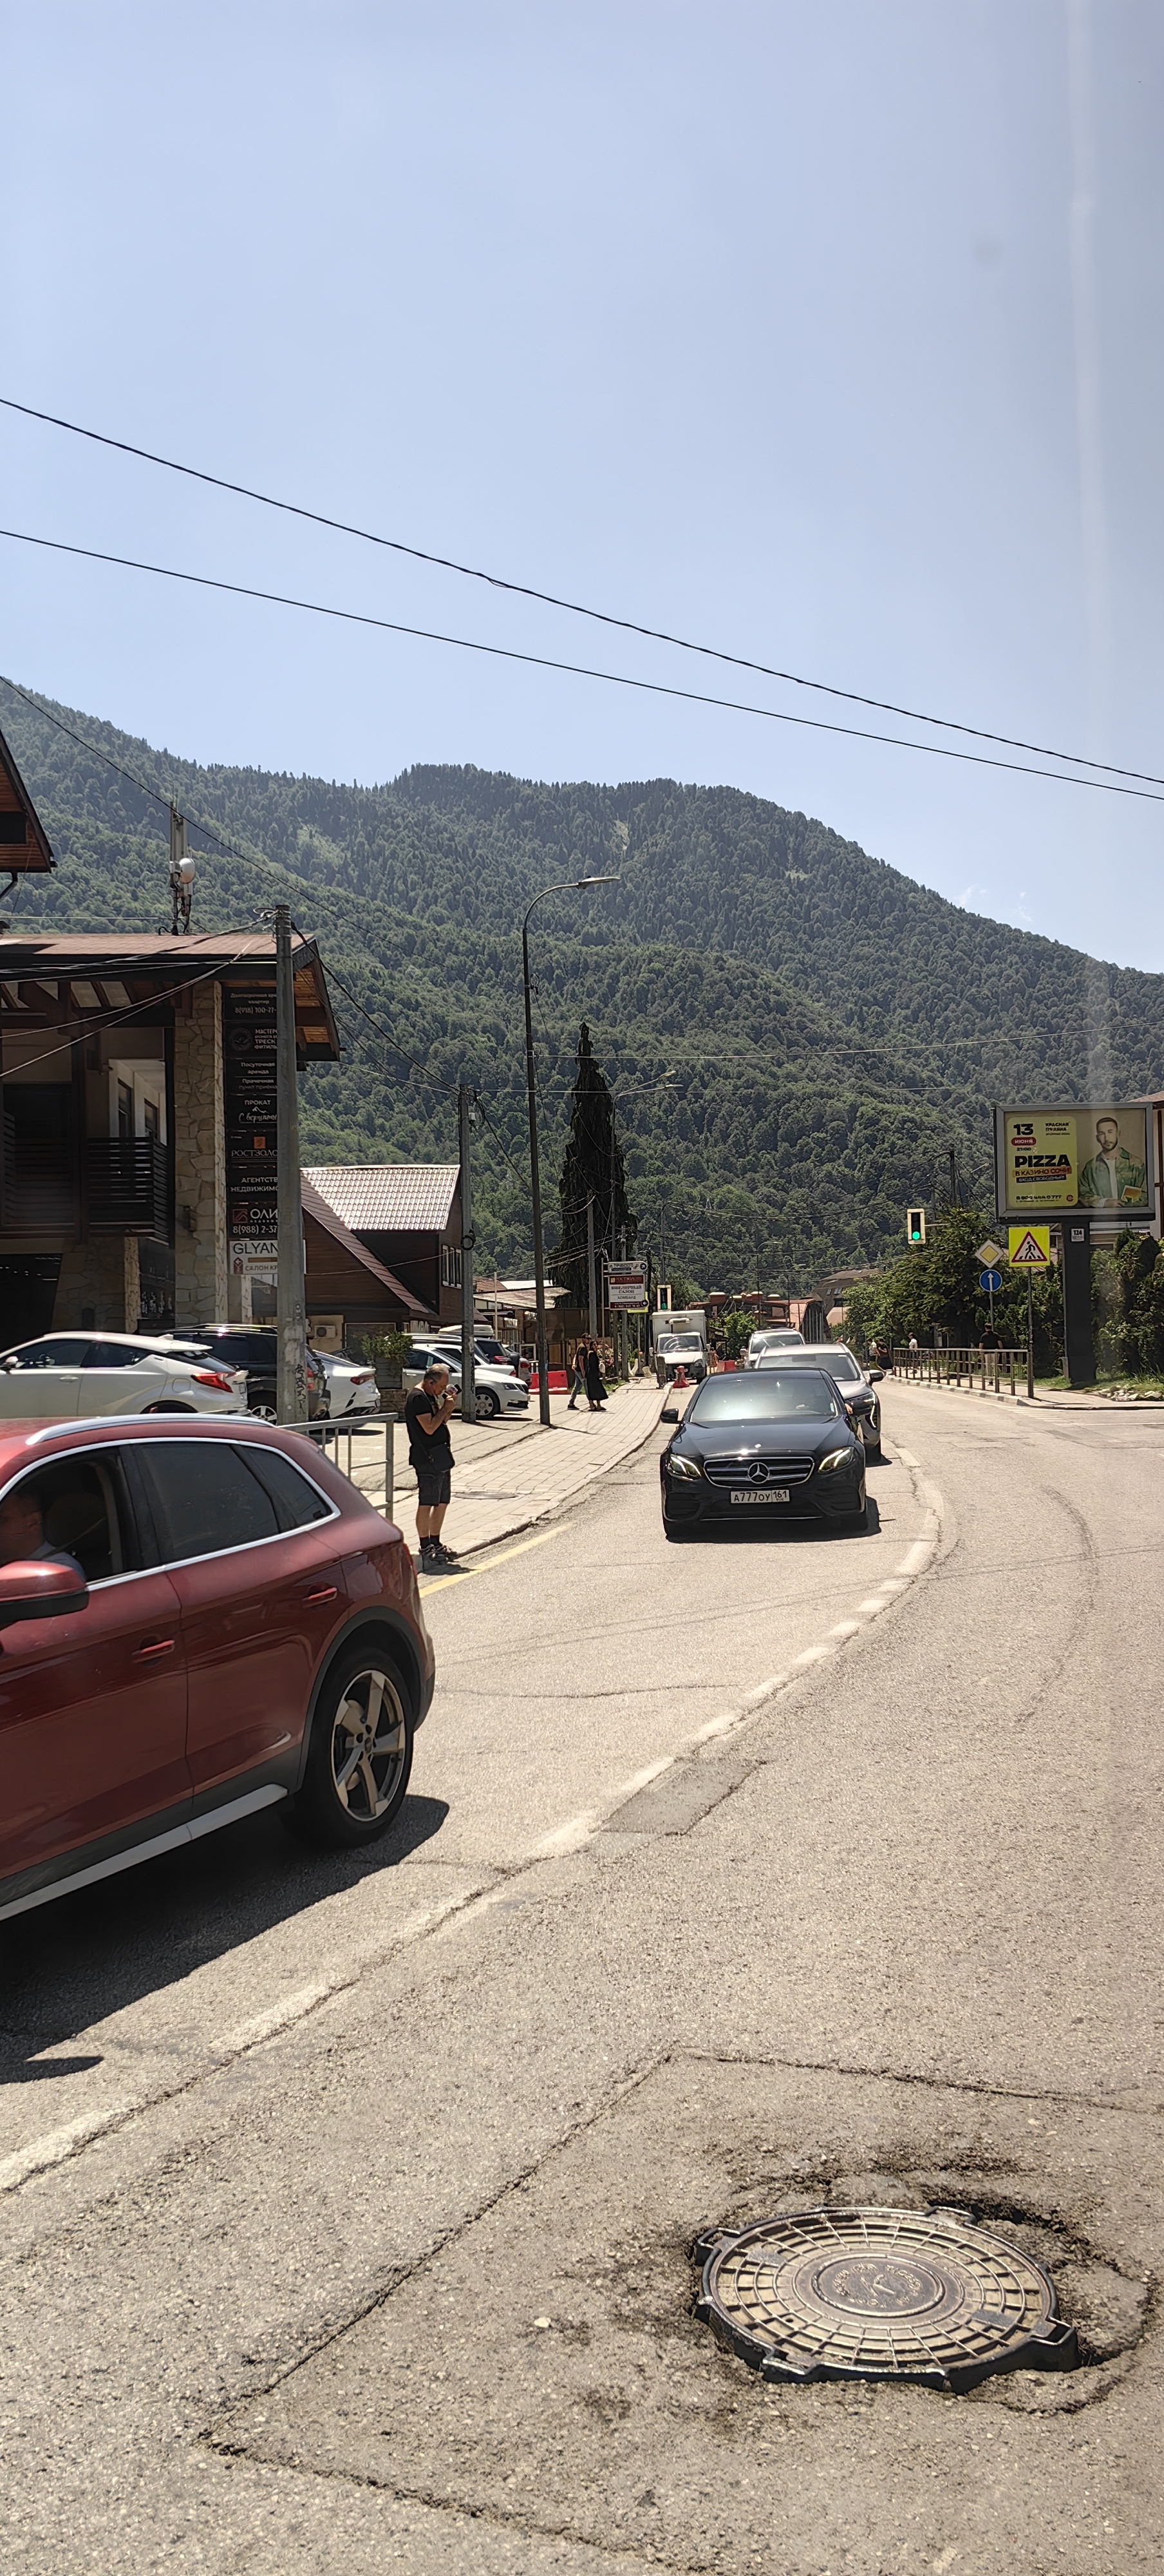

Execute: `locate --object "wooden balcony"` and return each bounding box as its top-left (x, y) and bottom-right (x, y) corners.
top-left (84, 1137), bottom-right (172, 1242)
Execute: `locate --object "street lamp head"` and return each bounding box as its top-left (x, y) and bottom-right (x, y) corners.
top-left (574, 875), bottom-right (620, 887)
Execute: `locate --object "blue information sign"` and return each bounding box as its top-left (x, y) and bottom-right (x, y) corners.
top-left (979, 1268), bottom-right (1003, 1294)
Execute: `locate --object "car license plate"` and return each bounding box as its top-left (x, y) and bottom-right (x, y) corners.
top-left (729, 1488), bottom-right (790, 1504)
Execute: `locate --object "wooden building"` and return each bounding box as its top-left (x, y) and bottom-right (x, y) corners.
top-left (302, 1165), bottom-right (464, 1325)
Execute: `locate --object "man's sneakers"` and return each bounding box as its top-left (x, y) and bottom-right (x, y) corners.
top-left (418, 1538), bottom-right (460, 1571)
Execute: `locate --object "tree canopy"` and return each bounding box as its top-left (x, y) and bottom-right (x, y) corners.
top-left (554, 1024), bottom-right (635, 1311)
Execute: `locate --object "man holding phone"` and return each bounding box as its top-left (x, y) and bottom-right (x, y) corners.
top-left (405, 1361), bottom-right (460, 1571)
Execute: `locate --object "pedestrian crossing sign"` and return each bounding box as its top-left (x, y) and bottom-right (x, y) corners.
top-left (1008, 1224), bottom-right (1051, 1267)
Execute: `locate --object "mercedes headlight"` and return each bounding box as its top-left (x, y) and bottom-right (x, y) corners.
top-left (666, 1452), bottom-right (703, 1481)
top-left (817, 1446), bottom-right (856, 1474)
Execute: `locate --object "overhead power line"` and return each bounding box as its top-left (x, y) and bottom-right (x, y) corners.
top-left (0, 390), bottom-right (1156, 790)
top-left (3, 529), bottom-right (1161, 804)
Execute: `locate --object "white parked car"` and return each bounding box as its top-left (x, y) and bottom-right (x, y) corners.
top-left (0, 1331), bottom-right (248, 1417)
top-left (402, 1338), bottom-right (529, 1422)
top-left (315, 1351), bottom-right (379, 1418)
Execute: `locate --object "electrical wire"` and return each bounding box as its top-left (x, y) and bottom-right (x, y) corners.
top-left (2, 390), bottom-right (1158, 790)
top-left (3, 527), bottom-right (1163, 806)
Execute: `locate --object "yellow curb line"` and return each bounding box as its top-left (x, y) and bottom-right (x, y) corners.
top-left (418, 1525), bottom-right (566, 1595)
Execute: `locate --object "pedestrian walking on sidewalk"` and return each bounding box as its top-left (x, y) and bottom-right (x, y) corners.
top-left (567, 1343), bottom-right (587, 1410)
top-left (585, 1340), bottom-right (606, 1412)
top-left (406, 1362), bottom-right (460, 1569)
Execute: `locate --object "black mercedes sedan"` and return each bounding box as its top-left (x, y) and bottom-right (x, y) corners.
top-left (659, 1367), bottom-right (867, 1538)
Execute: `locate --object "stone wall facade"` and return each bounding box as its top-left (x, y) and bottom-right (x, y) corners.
top-left (173, 979), bottom-right (227, 1332)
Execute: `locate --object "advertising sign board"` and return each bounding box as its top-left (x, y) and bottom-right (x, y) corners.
top-left (994, 1104), bottom-right (1150, 1220)
top-left (223, 987), bottom-right (277, 1251)
top-left (606, 1260), bottom-right (648, 1311)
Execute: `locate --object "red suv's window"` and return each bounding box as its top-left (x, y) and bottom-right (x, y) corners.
top-left (242, 1444), bottom-right (332, 1531)
top-left (134, 1441), bottom-right (281, 1562)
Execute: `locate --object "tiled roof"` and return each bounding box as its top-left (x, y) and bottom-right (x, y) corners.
top-left (303, 1164), bottom-right (460, 1233)
top-left (300, 1177), bottom-right (434, 1316)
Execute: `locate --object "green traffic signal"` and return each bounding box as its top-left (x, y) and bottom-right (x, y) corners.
top-left (906, 1208), bottom-right (926, 1245)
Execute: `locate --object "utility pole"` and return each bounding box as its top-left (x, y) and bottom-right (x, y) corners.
top-left (586, 1195), bottom-right (597, 1338)
top-left (948, 1145), bottom-right (959, 1208)
top-left (458, 1084), bottom-right (477, 1426)
top-left (275, 905), bottom-right (307, 1425)
top-left (618, 1228), bottom-right (629, 1380)
top-left (169, 805), bottom-right (194, 934)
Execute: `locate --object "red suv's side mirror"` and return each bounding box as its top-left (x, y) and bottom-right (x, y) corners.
top-left (0, 1560), bottom-right (90, 1629)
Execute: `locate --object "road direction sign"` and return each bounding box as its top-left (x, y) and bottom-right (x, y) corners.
top-left (606, 1260), bottom-right (648, 1310)
top-left (979, 1269), bottom-right (1003, 1294)
top-left (976, 1238), bottom-right (1004, 1269)
top-left (1008, 1225), bottom-right (1051, 1267)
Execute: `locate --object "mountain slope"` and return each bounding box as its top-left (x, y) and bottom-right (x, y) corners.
top-left (1, 683), bottom-right (1159, 1293)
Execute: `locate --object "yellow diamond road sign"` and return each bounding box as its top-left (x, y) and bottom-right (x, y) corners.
top-left (1008, 1224), bottom-right (1051, 1267)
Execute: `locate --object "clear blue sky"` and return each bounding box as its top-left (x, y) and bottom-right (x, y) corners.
top-left (3, 0), bottom-right (1161, 965)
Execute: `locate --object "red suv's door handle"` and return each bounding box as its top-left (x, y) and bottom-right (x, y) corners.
top-left (305, 1585), bottom-right (337, 1605)
top-left (133, 1637), bottom-right (176, 1661)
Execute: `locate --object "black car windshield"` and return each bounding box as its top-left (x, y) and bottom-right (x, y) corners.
top-left (688, 1373), bottom-right (840, 1422)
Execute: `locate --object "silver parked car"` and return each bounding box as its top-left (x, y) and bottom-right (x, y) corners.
top-left (0, 1331), bottom-right (248, 1417)
top-left (751, 1341), bottom-right (885, 1456)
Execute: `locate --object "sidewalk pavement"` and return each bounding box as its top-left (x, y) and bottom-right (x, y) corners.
top-left (318, 1380), bottom-right (666, 1564)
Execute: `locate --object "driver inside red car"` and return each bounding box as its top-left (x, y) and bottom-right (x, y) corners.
top-left (0, 1486), bottom-right (84, 1580)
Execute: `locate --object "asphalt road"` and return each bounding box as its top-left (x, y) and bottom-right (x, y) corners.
top-left (0, 1383), bottom-right (1160, 2573)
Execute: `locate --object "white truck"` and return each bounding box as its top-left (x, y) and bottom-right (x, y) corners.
top-left (651, 1307), bottom-right (708, 1385)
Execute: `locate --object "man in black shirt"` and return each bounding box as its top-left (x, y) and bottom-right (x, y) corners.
top-left (405, 1362), bottom-right (460, 1571)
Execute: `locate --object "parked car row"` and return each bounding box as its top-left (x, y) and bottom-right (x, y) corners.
top-left (0, 1327), bottom-right (381, 1426)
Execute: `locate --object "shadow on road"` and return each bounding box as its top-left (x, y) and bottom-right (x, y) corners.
top-left (0, 1791), bottom-right (450, 2081)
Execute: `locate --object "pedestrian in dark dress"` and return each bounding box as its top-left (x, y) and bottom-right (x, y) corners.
top-left (585, 1341), bottom-right (606, 1411)
top-left (568, 1344), bottom-right (587, 1410)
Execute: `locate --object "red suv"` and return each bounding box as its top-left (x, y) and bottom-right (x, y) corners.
top-left (0, 1415), bottom-right (435, 1926)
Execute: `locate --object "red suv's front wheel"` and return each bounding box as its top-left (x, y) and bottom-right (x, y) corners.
top-left (296, 1651), bottom-right (414, 1846)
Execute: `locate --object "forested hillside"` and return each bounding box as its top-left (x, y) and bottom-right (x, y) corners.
top-left (3, 682), bottom-right (1161, 1293)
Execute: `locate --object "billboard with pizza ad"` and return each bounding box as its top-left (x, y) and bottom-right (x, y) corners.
top-left (994, 1104), bottom-right (1152, 1220)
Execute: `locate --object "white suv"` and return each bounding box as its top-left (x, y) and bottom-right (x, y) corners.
top-left (0, 1331), bottom-right (248, 1418)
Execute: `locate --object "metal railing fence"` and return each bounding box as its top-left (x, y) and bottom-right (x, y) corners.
top-left (890, 1345), bottom-right (1029, 1397)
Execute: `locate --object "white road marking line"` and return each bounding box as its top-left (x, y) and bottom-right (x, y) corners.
top-left (529, 1810), bottom-right (603, 1859)
top-left (212, 1978), bottom-right (335, 2060)
top-left (0, 1895), bottom-right (466, 2199)
top-left (792, 1642), bottom-right (835, 1667)
top-left (0, 2103), bottom-right (140, 2195)
top-left (896, 1537), bottom-right (935, 1575)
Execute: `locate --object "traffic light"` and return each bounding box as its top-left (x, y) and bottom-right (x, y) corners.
top-left (906, 1208), bottom-right (926, 1246)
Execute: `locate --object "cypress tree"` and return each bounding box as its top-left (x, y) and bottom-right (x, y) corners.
top-left (554, 1023), bottom-right (635, 1308)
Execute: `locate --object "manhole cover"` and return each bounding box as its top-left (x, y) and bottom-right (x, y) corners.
top-left (695, 2206), bottom-right (1078, 2391)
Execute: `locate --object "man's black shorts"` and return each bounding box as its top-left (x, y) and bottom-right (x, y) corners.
top-left (415, 1463), bottom-right (452, 1509)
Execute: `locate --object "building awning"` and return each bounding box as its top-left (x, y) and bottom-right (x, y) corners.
top-left (0, 931), bottom-right (341, 1061)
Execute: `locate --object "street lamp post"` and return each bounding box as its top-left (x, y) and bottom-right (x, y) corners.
top-left (522, 875), bottom-right (619, 1427)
